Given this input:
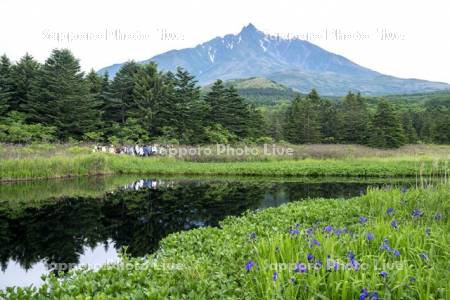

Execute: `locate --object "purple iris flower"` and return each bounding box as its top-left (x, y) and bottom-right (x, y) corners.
top-left (379, 271), bottom-right (388, 278)
top-left (324, 225), bottom-right (333, 233)
top-left (315, 260), bottom-right (323, 268)
top-left (249, 232), bottom-right (256, 239)
top-left (335, 228), bottom-right (343, 237)
top-left (367, 232), bottom-right (375, 241)
top-left (293, 263), bottom-right (307, 273)
top-left (307, 253), bottom-right (314, 262)
top-left (245, 260), bottom-right (255, 271)
top-left (272, 272), bottom-right (278, 281)
top-left (326, 256), bottom-right (339, 271)
top-left (360, 216), bottom-right (368, 224)
top-left (391, 220), bottom-right (398, 229)
top-left (290, 277), bottom-right (296, 283)
top-left (289, 228), bottom-right (300, 235)
top-left (348, 251), bottom-right (355, 260)
top-left (360, 289), bottom-right (379, 300)
top-left (381, 243), bottom-right (392, 252)
top-left (311, 239), bottom-right (321, 247)
top-left (306, 228), bottom-right (314, 236)
top-left (360, 288), bottom-right (369, 300)
top-left (386, 208), bottom-right (394, 216)
top-left (411, 209), bottom-right (423, 218)
top-left (393, 249), bottom-right (401, 257)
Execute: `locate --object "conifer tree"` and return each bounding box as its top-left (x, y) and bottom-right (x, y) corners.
top-left (131, 62), bottom-right (168, 135)
top-left (169, 67), bottom-right (206, 142)
top-left (26, 49), bottom-right (100, 139)
top-left (283, 94), bottom-right (321, 144)
top-left (105, 61), bottom-right (141, 124)
top-left (9, 54), bottom-right (40, 112)
top-left (368, 100), bottom-right (405, 148)
top-left (341, 91), bottom-right (369, 144)
top-left (0, 55), bottom-right (13, 115)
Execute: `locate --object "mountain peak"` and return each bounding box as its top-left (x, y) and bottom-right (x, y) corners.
top-left (240, 23), bottom-right (259, 34)
top-left (98, 24), bottom-right (450, 96)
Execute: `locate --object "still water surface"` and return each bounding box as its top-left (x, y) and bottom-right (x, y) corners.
top-left (0, 175), bottom-right (419, 289)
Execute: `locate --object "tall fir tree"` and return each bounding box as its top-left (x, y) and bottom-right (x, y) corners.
top-left (105, 61), bottom-right (141, 124)
top-left (169, 67), bottom-right (206, 142)
top-left (283, 93), bottom-right (322, 144)
top-left (368, 100), bottom-right (406, 148)
top-left (0, 55), bottom-right (13, 115)
top-left (131, 62), bottom-right (169, 135)
top-left (26, 49), bottom-right (100, 139)
top-left (341, 91), bottom-right (369, 144)
top-left (401, 110), bottom-right (418, 143)
top-left (9, 53), bottom-right (40, 112)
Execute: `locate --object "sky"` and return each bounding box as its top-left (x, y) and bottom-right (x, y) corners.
top-left (1, 0), bottom-right (449, 83)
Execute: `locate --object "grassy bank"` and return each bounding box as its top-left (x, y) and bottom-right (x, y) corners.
top-left (0, 153), bottom-right (448, 181)
top-left (2, 184), bottom-right (448, 298)
top-left (1, 143), bottom-right (448, 180)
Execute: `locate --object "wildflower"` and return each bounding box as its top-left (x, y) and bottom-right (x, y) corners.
top-left (410, 277), bottom-right (416, 283)
top-left (293, 263), bottom-right (307, 273)
top-left (350, 259), bottom-right (360, 271)
top-left (249, 232), bottom-right (256, 239)
top-left (360, 216), bottom-right (368, 224)
top-left (419, 252), bottom-right (428, 260)
top-left (367, 232), bottom-right (375, 241)
top-left (324, 225), bottom-right (333, 233)
top-left (386, 208), bottom-right (394, 216)
top-left (379, 271), bottom-right (388, 278)
top-left (306, 228), bottom-right (314, 236)
top-left (290, 277), bottom-right (296, 283)
top-left (326, 256), bottom-right (339, 271)
top-left (333, 261), bottom-right (339, 271)
top-left (311, 239), bottom-right (321, 247)
top-left (360, 288), bottom-right (369, 300)
top-left (315, 260), bottom-right (323, 269)
top-left (391, 220), bottom-right (398, 229)
top-left (411, 209), bottom-right (423, 218)
top-left (289, 228), bottom-right (300, 235)
top-left (393, 249), bottom-right (401, 257)
top-left (381, 243), bottom-right (392, 252)
top-left (348, 251), bottom-right (355, 260)
top-left (434, 212), bottom-right (442, 221)
top-left (272, 272), bottom-right (278, 281)
top-left (360, 289), bottom-right (379, 300)
top-left (425, 228), bottom-right (431, 236)
top-left (307, 253), bottom-right (314, 262)
top-left (245, 260), bottom-right (255, 271)
top-left (335, 228), bottom-right (343, 237)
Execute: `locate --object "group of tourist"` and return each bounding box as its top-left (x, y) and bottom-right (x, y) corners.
top-left (92, 144), bottom-right (170, 156)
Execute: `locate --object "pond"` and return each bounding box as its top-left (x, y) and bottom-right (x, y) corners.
top-left (0, 175), bottom-right (422, 289)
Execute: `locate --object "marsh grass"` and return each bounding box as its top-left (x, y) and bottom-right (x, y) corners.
top-left (1, 184), bottom-right (448, 299)
top-left (1, 154), bottom-right (448, 181)
top-left (0, 143), bottom-right (448, 180)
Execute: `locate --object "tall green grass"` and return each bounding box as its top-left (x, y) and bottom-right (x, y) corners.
top-left (2, 184), bottom-right (448, 299)
top-left (0, 153), bottom-right (448, 181)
